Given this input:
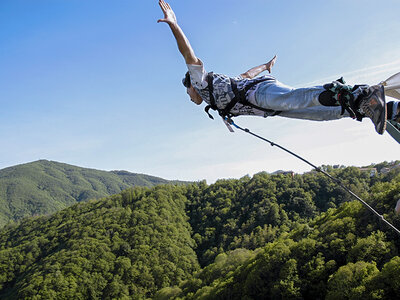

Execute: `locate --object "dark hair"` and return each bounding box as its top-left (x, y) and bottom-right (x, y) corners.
top-left (182, 71), bottom-right (191, 88)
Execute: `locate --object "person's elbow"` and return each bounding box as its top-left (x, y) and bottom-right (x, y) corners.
top-left (184, 54), bottom-right (201, 65)
top-left (240, 72), bottom-right (251, 79)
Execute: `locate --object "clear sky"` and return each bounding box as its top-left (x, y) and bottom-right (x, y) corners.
top-left (1, 0), bottom-right (400, 183)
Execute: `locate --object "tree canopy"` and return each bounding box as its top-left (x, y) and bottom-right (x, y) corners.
top-left (1, 162), bottom-right (400, 299)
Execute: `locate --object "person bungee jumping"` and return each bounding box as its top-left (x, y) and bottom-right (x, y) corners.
top-left (157, 0), bottom-right (400, 134)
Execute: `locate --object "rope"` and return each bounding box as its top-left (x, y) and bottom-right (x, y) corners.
top-left (226, 118), bottom-right (400, 236)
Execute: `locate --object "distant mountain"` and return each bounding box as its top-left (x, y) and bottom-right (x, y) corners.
top-left (0, 160), bottom-right (184, 227)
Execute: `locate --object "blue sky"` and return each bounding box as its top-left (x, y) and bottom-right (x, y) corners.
top-left (1, 0), bottom-right (400, 182)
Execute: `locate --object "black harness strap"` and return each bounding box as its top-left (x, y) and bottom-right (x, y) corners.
top-left (228, 78), bottom-right (281, 117)
top-left (209, 78), bottom-right (243, 119)
top-left (204, 72), bottom-right (217, 119)
top-left (204, 72), bottom-right (281, 119)
top-left (232, 79), bottom-right (282, 116)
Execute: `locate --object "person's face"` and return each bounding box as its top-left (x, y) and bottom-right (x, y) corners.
top-left (187, 85), bottom-right (203, 105)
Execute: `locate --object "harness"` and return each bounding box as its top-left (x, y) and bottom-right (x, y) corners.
top-left (204, 72), bottom-right (281, 120)
top-left (319, 78), bottom-right (365, 121)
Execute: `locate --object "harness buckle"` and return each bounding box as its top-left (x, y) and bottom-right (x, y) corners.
top-left (222, 117), bottom-right (234, 132)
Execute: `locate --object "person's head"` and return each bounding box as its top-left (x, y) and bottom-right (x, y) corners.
top-left (182, 72), bottom-right (203, 105)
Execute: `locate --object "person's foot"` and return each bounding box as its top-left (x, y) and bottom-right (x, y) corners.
top-left (359, 85), bottom-right (387, 134)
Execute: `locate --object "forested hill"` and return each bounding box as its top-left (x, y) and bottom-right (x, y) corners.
top-left (0, 185), bottom-right (199, 299)
top-left (0, 164), bottom-right (400, 299)
top-left (0, 160), bottom-right (183, 227)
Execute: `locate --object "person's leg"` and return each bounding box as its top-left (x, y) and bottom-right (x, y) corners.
top-left (278, 106), bottom-right (349, 121)
top-left (276, 101), bottom-right (400, 122)
top-left (254, 80), bottom-right (324, 111)
top-left (255, 79), bottom-right (387, 134)
top-left (254, 79), bottom-right (368, 112)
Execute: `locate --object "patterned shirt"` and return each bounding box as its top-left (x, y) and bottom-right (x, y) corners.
top-left (187, 61), bottom-right (275, 117)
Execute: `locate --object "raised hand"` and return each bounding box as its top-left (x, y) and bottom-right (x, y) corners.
top-left (265, 55), bottom-right (277, 73)
top-left (156, 0), bottom-right (200, 65)
top-left (157, 0), bottom-right (177, 26)
top-left (240, 55), bottom-right (278, 79)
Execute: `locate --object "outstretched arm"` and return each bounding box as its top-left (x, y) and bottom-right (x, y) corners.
top-left (157, 0), bottom-right (200, 65)
top-left (240, 55), bottom-right (277, 79)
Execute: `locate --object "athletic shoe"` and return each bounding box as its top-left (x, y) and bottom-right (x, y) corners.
top-left (359, 85), bottom-right (387, 134)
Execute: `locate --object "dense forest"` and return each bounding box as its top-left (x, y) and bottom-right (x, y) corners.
top-left (0, 160), bottom-right (184, 227)
top-left (0, 162), bottom-right (400, 299)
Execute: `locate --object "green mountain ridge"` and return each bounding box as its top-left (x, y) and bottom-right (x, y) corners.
top-left (0, 160), bottom-right (184, 228)
top-left (0, 163), bottom-right (399, 299)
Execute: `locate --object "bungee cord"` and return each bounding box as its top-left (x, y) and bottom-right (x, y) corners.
top-left (226, 117), bottom-right (400, 236)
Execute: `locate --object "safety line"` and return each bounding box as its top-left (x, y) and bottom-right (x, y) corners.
top-left (227, 118), bottom-right (400, 236)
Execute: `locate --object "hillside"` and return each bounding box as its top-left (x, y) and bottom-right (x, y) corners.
top-left (0, 185), bottom-right (199, 299)
top-left (0, 164), bottom-right (399, 299)
top-left (161, 201), bottom-right (400, 299)
top-left (0, 160), bottom-right (181, 227)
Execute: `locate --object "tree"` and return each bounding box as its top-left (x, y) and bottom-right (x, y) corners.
top-left (326, 261), bottom-right (379, 300)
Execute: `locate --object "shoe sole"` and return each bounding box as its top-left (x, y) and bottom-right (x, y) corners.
top-left (369, 85), bottom-right (387, 134)
top-left (377, 85), bottom-right (387, 134)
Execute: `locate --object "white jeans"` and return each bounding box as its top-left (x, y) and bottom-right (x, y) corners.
top-left (255, 80), bottom-right (348, 121)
